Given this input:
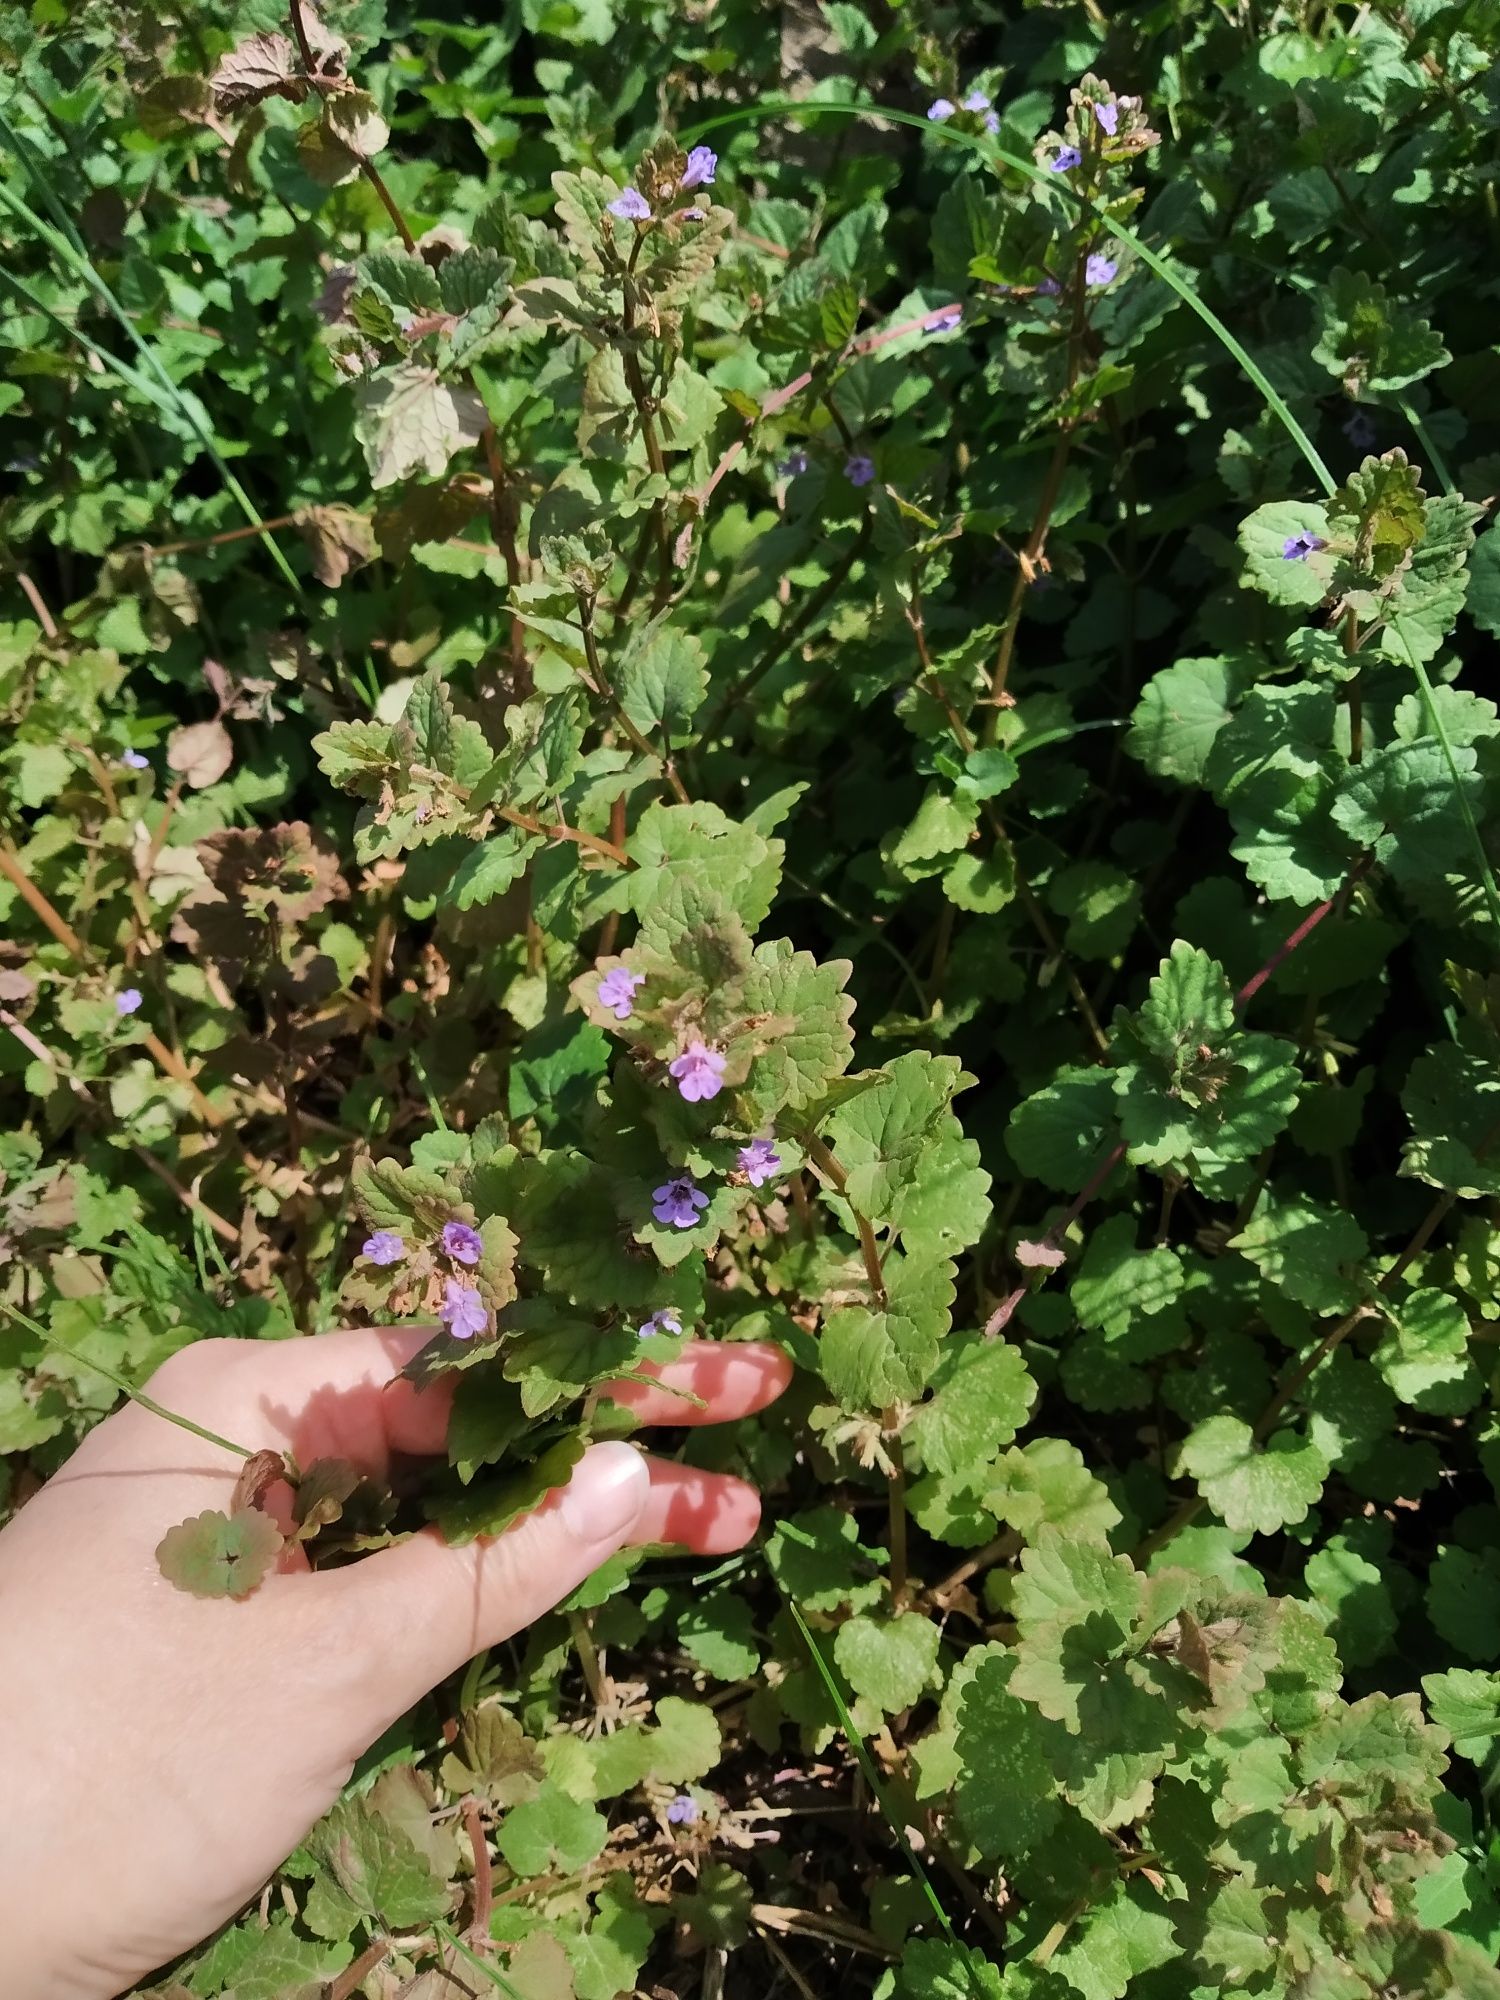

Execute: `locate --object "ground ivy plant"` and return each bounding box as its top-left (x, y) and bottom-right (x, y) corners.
top-left (5, 0), bottom-right (1500, 1995)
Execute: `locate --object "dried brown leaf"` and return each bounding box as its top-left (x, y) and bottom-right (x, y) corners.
top-left (209, 31), bottom-right (303, 113)
top-left (166, 719), bottom-right (234, 789)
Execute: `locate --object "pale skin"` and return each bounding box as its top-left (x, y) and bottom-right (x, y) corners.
top-left (0, 1325), bottom-right (791, 2000)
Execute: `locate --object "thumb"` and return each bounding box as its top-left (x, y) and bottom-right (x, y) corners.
top-left (322, 1441), bottom-right (650, 1734)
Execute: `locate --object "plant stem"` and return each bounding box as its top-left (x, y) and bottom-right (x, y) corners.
top-left (497, 803), bottom-right (630, 868)
top-left (801, 1133), bottom-right (887, 1307)
top-left (884, 1419), bottom-right (909, 1608)
top-left (1232, 853), bottom-right (1372, 1009)
top-left (481, 426), bottom-right (528, 676)
top-left (463, 1796), bottom-right (495, 1937)
top-left (0, 1299), bottom-right (253, 1459)
top-left (576, 598), bottom-right (689, 802)
top-left (706, 520), bottom-right (871, 735)
top-left (568, 1609), bottom-right (610, 1711)
top-left (617, 246), bottom-right (674, 612)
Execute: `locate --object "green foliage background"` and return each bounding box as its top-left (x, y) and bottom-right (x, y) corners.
top-left (5, 0), bottom-right (1500, 1993)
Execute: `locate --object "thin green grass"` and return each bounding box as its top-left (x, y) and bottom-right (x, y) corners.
top-left (769, 1554), bottom-right (956, 1942)
top-left (685, 97), bottom-right (1498, 937)
top-left (0, 125), bottom-right (303, 594)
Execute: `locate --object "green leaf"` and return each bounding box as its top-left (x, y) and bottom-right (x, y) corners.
top-left (985, 1438), bottom-right (1122, 1545)
top-left (894, 1939), bottom-right (1008, 2000)
top-left (1331, 739), bottom-right (1483, 885)
top-left (623, 801), bottom-right (783, 933)
top-left (952, 1650), bottom-right (1061, 1860)
top-left (1130, 940), bottom-right (1234, 1055)
top-left (678, 1589), bottom-right (761, 1680)
top-left (1469, 526), bottom-right (1500, 639)
top-left (825, 1052), bottom-right (982, 1236)
top-left (1176, 1416), bottom-right (1328, 1535)
top-left (739, 939), bottom-right (856, 1116)
top-left (439, 1704), bottom-right (545, 1806)
top-left (905, 1332), bottom-right (1036, 1476)
top-left (1070, 1215), bottom-right (1186, 1340)
top-left (614, 621), bottom-right (708, 738)
top-left (1427, 1545), bottom-right (1500, 1663)
top-left (1049, 1882), bottom-right (1178, 2000)
top-left (834, 1611), bottom-right (942, 1715)
top-left (1010, 1527), bottom-right (1142, 1639)
top-left (1312, 268), bottom-right (1450, 394)
top-left (354, 366), bottom-right (489, 489)
top-left (1401, 1026), bottom-right (1500, 1198)
top-left (1422, 1667), bottom-right (1500, 1760)
top-left (1303, 1538), bottom-right (1397, 1669)
top-left (1006, 1067), bottom-right (1121, 1194)
top-left (1238, 500), bottom-right (1335, 606)
top-left (496, 1780), bottom-right (608, 1878)
top-left (1230, 1191), bottom-right (1368, 1314)
top-left (302, 1774), bottom-right (452, 1934)
top-left (155, 1508), bottom-right (283, 1599)
top-left (185, 1914), bottom-right (350, 1999)
top-left (352, 1156), bottom-right (459, 1238)
top-left (446, 829), bottom-right (541, 911)
top-left (819, 1256), bottom-right (956, 1410)
top-left (1126, 656), bottom-right (1252, 786)
top-left (765, 1505), bottom-right (886, 1615)
top-left (1373, 1286), bottom-right (1476, 1410)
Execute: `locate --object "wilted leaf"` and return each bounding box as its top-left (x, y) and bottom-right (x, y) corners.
top-left (155, 1507), bottom-right (284, 1599)
top-left (167, 719), bottom-right (234, 789)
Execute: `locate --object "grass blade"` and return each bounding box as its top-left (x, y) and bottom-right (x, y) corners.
top-left (778, 1587), bottom-right (956, 1941)
top-left (0, 155), bottom-right (303, 593)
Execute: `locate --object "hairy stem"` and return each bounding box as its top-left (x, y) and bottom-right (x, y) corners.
top-left (577, 599), bottom-right (689, 802)
top-left (802, 1132), bottom-right (888, 1308)
top-left (884, 1420), bottom-right (909, 1609)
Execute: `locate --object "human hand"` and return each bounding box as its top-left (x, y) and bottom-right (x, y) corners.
top-left (0, 1325), bottom-right (789, 2000)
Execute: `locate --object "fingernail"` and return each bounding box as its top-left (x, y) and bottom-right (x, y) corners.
top-left (560, 1441), bottom-right (649, 1542)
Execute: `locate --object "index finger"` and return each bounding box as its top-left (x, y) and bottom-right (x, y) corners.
top-left (598, 1340), bottom-right (793, 1427)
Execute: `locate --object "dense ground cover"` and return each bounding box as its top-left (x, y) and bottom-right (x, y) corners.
top-left (5, 0), bottom-right (1500, 1993)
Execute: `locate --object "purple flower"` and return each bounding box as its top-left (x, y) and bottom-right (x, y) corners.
top-left (984, 111), bottom-right (1000, 135)
top-left (1343, 409), bottom-right (1377, 451)
top-left (845, 454), bottom-right (876, 487)
top-left (609, 187), bottom-right (651, 221)
top-left (121, 750), bottom-right (150, 770)
top-left (637, 1308), bottom-right (683, 1340)
top-left (670, 1040), bottom-right (727, 1103)
top-left (440, 1280), bottom-right (489, 1341)
top-left (652, 1174), bottom-right (709, 1230)
top-left (738, 1138), bottom-right (783, 1188)
top-left (363, 1230), bottom-right (405, 1266)
top-left (927, 99), bottom-right (956, 122)
top-left (115, 988), bottom-right (142, 1016)
top-left (1085, 253), bottom-right (1118, 287)
top-left (1037, 275), bottom-right (1062, 297)
top-left (680, 145), bottom-right (717, 191)
top-left (1282, 530), bottom-right (1326, 561)
top-left (598, 965), bottom-right (644, 1021)
top-left (1094, 102), bottom-right (1119, 137)
top-left (926, 303), bottom-right (963, 333)
top-left (1051, 146), bottom-right (1082, 173)
top-left (779, 448), bottom-right (810, 477)
top-left (442, 1220), bottom-right (483, 1266)
top-left (667, 1794), bottom-right (699, 1825)
top-left (963, 89), bottom-right (991, 112)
